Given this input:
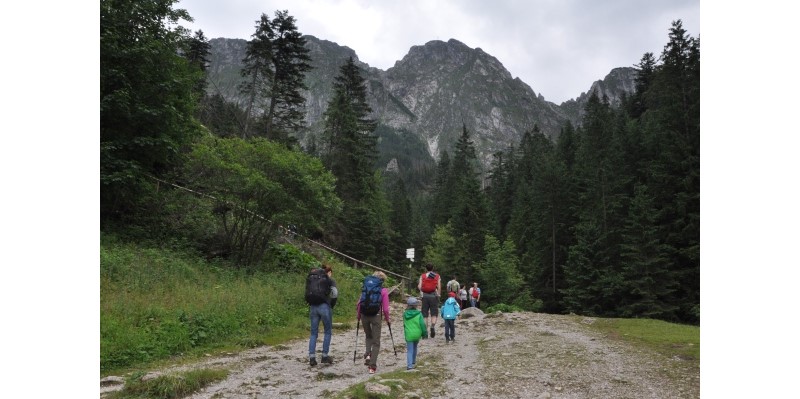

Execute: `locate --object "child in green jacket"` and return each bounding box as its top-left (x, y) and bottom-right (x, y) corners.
top-left (403, 296), bottom-right (427, 370)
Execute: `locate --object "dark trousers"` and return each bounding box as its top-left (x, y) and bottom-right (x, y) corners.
top-left (444, 319), bottom-right (455, 339)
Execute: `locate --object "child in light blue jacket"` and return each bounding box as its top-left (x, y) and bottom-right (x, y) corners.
top-left (440, 291), bottom-right (461, 342)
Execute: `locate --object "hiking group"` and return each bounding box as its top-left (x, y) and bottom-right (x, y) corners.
top-left (305, 263), bottom-right (477, 374)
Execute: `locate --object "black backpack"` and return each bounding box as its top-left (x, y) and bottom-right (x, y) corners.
top-left (359, 275), bottom-right (383, 316)
top-left (305, 268), bottom-right (331, 305)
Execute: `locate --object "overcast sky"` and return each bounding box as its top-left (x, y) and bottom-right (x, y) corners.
top-left (177, 0), bottom-right (699, 104)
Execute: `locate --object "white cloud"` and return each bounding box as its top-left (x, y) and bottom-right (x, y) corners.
top-left (177, 0), bottom-right (699, 103)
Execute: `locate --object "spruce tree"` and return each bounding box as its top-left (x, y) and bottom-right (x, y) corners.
top-left (239, 14), bottom-right (273, 138)
top-left (447, 125), bottom-right (490, 283)
top-left (239, 10), bottom-right (311, 144)
top-left (431, 151), bottom-right (453, 226)
top-left (321, 57), bottom-right (386, 263)
top-left (640, 20), bottom-right (700, 322)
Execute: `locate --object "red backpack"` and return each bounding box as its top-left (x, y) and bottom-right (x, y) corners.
top-left (472, 287), bottom-right (480, 298)
top-left (420, 272), bottom-right (439, 293)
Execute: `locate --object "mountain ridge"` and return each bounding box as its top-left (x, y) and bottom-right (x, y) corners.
top-left (204, 35), bottom-right (636, 169)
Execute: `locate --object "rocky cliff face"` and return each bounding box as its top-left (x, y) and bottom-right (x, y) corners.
top-left (559, 67), bottom-right (637, 124)
top-left (205, 36), bottom-right (635, 169)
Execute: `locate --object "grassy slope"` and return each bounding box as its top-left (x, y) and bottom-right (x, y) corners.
top-left (100, 234), bottom-right (365, 375)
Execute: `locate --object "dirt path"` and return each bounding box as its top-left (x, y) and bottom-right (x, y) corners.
top-left (101, 302), bottom-right (699, 398)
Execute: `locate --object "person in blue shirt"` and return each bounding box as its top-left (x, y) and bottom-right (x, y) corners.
top-left (440, 291), bottom-right (461, 342)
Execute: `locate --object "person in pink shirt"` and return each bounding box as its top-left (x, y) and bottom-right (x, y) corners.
top-left (356, 271), bottom-right (391, 374)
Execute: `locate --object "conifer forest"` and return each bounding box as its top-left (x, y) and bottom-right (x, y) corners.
top-left (101, 0), bottom-right (700, 324)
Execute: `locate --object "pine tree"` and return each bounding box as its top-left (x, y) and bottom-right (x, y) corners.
top-left (239, 10), bottom-right (311, 143)
top-left (447, 125), bottom-right (490, 283)
top-left (239, 14), bottom-right (273, 138)
top-left (618, 184), bottom-right (679, 320)
top-left (261, 10), bottom-right (311, 144)
top-left (321, 57), bottom-right (386, 263)
top-left (431, 151), bottom-right (453, 226)
top-left (185, 30), bottom-right (211, 95)
top-left (639, 20), bottom-right (700, 322)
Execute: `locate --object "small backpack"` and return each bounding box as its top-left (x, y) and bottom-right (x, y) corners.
top-left (359, 275), bottom-right (384, 316)
top-left (447, 280), bottom-right (459, 293)
top-left (472, 287), bottom-right (480, 299)
top-left (420, 272), bottom-right (439, 293)
top-left (442, 298), bottom-right (458, 319)
top-left (305, 268), bottom-right (331, 305)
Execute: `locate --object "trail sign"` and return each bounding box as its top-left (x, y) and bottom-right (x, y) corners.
top-left (406, 248), bottom-right (415, 261)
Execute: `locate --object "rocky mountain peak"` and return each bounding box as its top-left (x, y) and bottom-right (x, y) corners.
top-left (204, 36), bottom-right (635, 172)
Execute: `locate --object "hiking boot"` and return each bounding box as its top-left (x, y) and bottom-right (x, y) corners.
top-left (363, 353), bottom-right (371, 366)
top-left (321, 355), bottom-right (333, 364)
top-left (368, 366), bottom-right (376, 374)
top-left (445, 337), bottom-right (450, 342)
top-left (430, 326), bottom-right (436, 338)
top-left (309, 357), bottom-right (317, 366)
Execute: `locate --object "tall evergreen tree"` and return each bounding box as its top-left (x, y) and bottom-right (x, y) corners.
top-left (239, 14), bottom-right (273, 138)
top-left (260, 10), bottom-right (312, 144)
top-left (185, 30), bottom-right (211, 96)
top-left (486, 149), bottom-right (516, 241)
top-left (239, 10), bottom-right (311, 144)
top-left (618, 184), bottom-right (679, 320)
top-left (431, 151), bottom-right (453, 226)
top-left (446, 125), bottom-right (490, 284)
top-left (640, 20), bottom-right (700, 322)
top-left (321, 57), bottom-right (387, 263)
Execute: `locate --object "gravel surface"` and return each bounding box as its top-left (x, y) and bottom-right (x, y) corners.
top-left (101, 301), bottom-right (699, 398)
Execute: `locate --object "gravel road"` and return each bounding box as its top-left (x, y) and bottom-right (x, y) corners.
top-left (101, 301), bottom-right (699, 398)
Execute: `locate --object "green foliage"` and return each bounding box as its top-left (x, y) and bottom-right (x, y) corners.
top-left (321, 57), bottom-right (391, 265)
top-left (263, 243), bottom-right (321, 274)
top-left (587, 317), bottom-right (699, 361)
top-left (112, 368), bottom-right (228, 399)
top-left (183, 136), bottom-right (341, 266)
top-left (100, 0), bottom-right (203, 220)
top-left (239, 10), bottom-right (312, 143)
top-left (100, 236), bottom-right (363, 373)
top-left (429, 126), bottom-right (490, 284)
top-left (474, 235), bottom-right (535, 310)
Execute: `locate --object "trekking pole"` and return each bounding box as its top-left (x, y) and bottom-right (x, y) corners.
top-left (353, 318), bottom-right (360, 364)
top-left (386, 320), bottom-right (398, 359)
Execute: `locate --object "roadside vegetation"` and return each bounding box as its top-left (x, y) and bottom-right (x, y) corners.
top-left (587, 317), bottom-right (699, 361)
top-left (100, 233), bottom-right (370, 375)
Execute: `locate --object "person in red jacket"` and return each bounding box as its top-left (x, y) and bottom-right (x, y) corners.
top-left (417, 263), bottom-right (441, 338)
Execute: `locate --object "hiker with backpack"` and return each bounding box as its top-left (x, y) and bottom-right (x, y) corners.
top-left (417, 263), bottom-right (441, 338)
top-left (440, 291), bottom-right (461, 342)
top-left (402, 296), bottom-right (427, 370)
top-left (469, 282), bottom-right (481, 309)
top-left (305, 265), bottom-right (338, 366)
top-left (357, 271), bottom-right (391, 374)
top-left (446, 275), bottom-right (460, 295)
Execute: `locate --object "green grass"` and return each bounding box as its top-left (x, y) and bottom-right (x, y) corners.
top-left (108, 368), bottom-right (228, 399)
top-left (586, 317), bottom-right (700, 361)
top-left (100, 234), bottom-right (365, 375)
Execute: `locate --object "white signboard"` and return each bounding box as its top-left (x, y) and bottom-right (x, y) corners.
top-left (406, 248), bottom-right (415, 260)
